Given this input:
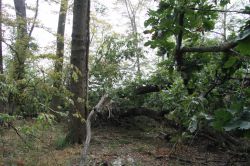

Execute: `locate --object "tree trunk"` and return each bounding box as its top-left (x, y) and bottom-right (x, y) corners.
top-left (67, 0), bottom-right (90, 144)
top-left (51, 0), bottom-right (68, 113)
top-left (0, 0), bottom-right (4, 113)
top-left (13, 0), bottom-right (28, 80)
top-left (0, 0), bottom-right (2, 74)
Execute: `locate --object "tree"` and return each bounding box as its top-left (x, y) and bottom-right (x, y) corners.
top-left (51, 0), bottom-right (69, 113)
top-left (117, 0), bottom-right (149, 77)
top-left (13, 0), bottom-right (28, 80)
top-left (143, 0), bottom-right (250, 133)
top-left (0, 0), bottom-right (2, 74)
top-left (67, 0), bottom-right (90, 144)
top-left (123, 0), bottom-right (141, 76)
top-left (0, 0), bottom-right (3, 113)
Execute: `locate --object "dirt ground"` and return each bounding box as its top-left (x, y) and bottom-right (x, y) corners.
top-left (0, 121), bottom-right (249, 166)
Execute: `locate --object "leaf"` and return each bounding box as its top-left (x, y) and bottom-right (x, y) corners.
top-left (212, 109), bottom-right (232, 131)
top-left (144, 41), bottom-right (152, 47)
top-left (199, 112), bottom-right (213, 120)
top-left (236, 37), bottom-right (250, 56)
top-left (188, 115), bottom-right (198, 133)
top-left (219, 0), bottom-right (230, 7)
top-left (72, 71), bottom-right (78, 82)
top-left (223, 56), bottom-right (238, 68)
top-left (203, 20), bottom-right (214, 31)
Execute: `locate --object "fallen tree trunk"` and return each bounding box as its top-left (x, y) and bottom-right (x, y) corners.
top-left (135, 84), bottom-right (171, 95)
top-left (135, 85), bottom-right (162, 94)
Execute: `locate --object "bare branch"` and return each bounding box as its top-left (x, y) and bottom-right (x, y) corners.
top-left (28, 0), bottom-right (39, 38)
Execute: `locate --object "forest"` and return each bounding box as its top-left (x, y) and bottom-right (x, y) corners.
top-left (0, 0), bottom-right (250, 165)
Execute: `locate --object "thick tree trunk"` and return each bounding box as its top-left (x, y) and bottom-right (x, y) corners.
top-left (0, 0), bottom-right (2, 74)
top-left (0, 0), bottom-right (4, 113)
top-left (51, 0), bottom-right (68, 113)
top-left (67, 0), bottom-right (90, 144)
top-left (13, 0), bottom-right (28, 80)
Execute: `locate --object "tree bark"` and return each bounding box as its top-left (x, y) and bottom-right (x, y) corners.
top-left (13, 0), bottom-right (28, 80)
top-left (67, 0), bottom-right (90, 144)
top-left (0, 0), bottom-right (2, 74)
top-left (51, 0), bottom-right (68, 113)
top-left (0, 0), bottom-right (4, 113)
top-left (175, 12), bottom-right (185, 71)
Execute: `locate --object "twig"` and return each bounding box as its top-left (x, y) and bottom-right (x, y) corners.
top-left (38, 102), bottom-right (67, 117)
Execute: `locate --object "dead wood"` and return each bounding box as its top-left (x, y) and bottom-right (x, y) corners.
top-left (135, 85), bottom-right (162, 94)
top-left (80, 94), bottom-right (110, 166)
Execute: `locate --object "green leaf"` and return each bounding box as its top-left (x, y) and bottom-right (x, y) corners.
top-left (223, 56), bottom-right (238, 68)
top-left (203, 20), bottom-right (214, 31)
top-left (212, 109), bottom-right (233, 131)
top-left (72, 71), bottom-right (78, 82)
top-left (144, 41), bottom-right (152, 47)
top-left (219, 0), bottom-right (230, 7)
top-left (236, 37), bottom-right (250, 56)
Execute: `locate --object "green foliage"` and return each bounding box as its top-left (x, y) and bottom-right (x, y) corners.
top-left (236, 37), bottom-right (250, 56)
top-left (89, 33), bottom-right (145, 106)
top-left (144, 0), bottom-right (218, 53)
top-left (18, 113), bottom-right (55, 143)
top-left (138, 0), bottom-right (250, 137)
top-left (223, 56), bottom-right (238, 68)
top-left (0, 113), bottom-right (16, 122)
top-left (212, 109), bottom-right (233, 131)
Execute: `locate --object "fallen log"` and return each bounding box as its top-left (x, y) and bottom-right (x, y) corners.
top-left (135, 84), bottom-right (171, 95)
top-left (135, 85), bottom-right (162, 94)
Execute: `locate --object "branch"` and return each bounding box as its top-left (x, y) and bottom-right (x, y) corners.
top-left (28, 0), bottom-right (39, 38)
top-left (135, 84), bottom-right (163, 94)
top-left (8, 122), bottom-right (28, 145)
top-left (189, 7), bottom-right (250, 15)
top-left (181, 41), bottom-right (238, 53)
top-left (80, 94), bottom-right (110, 166)
top-left (1, 39), bottom-right (22, 64)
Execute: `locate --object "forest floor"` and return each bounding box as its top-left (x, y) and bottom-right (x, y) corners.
top-left (0, 119), bottom-right (250, 166)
